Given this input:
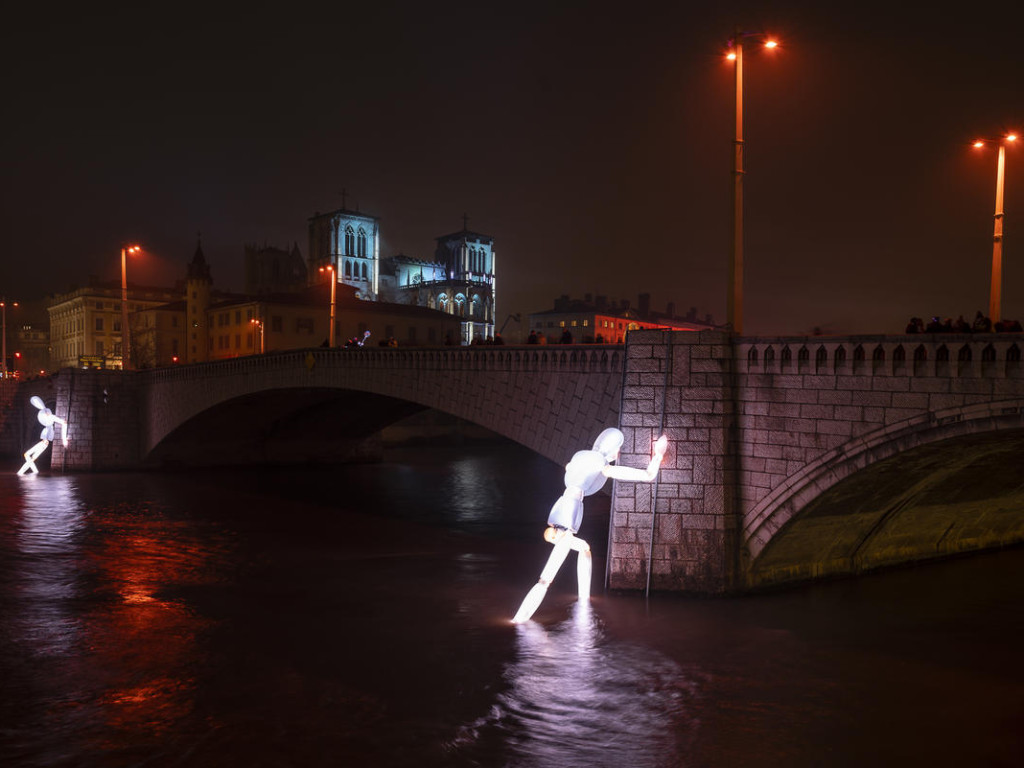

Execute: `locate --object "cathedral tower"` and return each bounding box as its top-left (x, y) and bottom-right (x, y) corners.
top-left (186, 239), bottom-right (212, 363)
top-left (307, 206), bottom-right (380, 300)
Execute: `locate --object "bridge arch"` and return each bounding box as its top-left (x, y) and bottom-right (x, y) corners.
top-left (137, 347), bottom-right (625, 468)
top-left (743, 398), bottom-right (1024, 587)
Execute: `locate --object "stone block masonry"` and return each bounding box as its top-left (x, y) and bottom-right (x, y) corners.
top-left (55, 369), bottom-right (142, 470)
top-left (609, 330), bottom-right (1024, 594)
top-left (609, 330), bottom-right (738, 593)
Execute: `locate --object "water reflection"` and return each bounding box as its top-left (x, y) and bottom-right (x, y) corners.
top-left (460, 602), bottom-right (696, 767)
top-left (450, 456), bottom-right (503, 524)
top-left (0, 474), bottom-right (230, 762)
top-left (8, 476), bottom-right (87, 658)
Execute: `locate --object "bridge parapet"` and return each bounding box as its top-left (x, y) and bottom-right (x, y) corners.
top-left (738, 334), bottom-right (1023, 379)
top-left (143, 345), bottom-right (624, 381)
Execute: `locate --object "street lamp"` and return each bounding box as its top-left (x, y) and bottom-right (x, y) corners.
top-left (319, 263), bottom-right (337, 347)
top-left (121, 244), bottom-right (141, 369)
top-left (0, 298), bottom-right (18, 378)
top-left (974, 134), bottom-right (1017, 327)
top-left (725, 30), bottom-right (779, 336)
top-left (250, 317), bottom-right (265, 354)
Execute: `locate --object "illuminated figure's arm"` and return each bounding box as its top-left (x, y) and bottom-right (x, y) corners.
top-left (603, 434), bottom-right (668, 482)
top-left (55, 416), bottom-right (70, 447)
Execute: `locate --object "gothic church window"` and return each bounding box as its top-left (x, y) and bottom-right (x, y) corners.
top-left (345, 226), bottom-right (355, 256)
top-left (358, 229), bottom-right (367, 257)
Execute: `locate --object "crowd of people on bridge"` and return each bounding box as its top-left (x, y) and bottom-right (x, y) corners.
top-left (905, 311), bottom-right (1023, 334)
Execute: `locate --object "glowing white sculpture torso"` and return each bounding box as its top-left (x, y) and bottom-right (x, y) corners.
top-left (548, 450), bottom-right (609, 533)
top-left (38, 407), bottom-right (58, 442)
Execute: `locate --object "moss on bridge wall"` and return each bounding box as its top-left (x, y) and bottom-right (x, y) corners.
top-left (750, 430), bottom-right (1024, 587)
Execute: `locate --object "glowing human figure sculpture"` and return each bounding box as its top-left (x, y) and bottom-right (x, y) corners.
top-left (17, 396), bottom-right (70, 475)
top-left (512, 428), bottom-right (668, 624)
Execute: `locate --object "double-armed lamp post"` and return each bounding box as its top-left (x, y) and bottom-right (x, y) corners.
top-left (121, 244), bottom-right (140, 370)
top-left (973, 134), bottom-right (1017, 327)
top-left (726, 30), bottom-right (778, 336)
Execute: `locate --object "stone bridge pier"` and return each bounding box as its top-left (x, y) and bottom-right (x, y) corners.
top-left (608, 329), bottom-right (1024, 594)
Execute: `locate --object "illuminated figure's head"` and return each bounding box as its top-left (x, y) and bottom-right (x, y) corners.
top-left (592, 428), bottom-right (624, 462)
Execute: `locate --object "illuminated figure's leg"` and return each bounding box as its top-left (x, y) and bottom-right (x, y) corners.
top-left (17, 440), bottom-right (47, 476)
top-left (512, 534), bottom-right (573, 624)
top-left (571, 537), bottom-right (592, 601)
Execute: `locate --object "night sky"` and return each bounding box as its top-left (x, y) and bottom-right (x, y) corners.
top-left (3, 1), bottom-right (1022, 336)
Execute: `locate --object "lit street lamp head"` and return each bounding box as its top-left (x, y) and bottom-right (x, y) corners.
top-left (725, 32), bottom-right (780, 60)
top-left (725, 29), bottom-right (783, 336)
top-left (973, 131), bottom-right (1018, 327)
top-left (120, 243), bottom-right (143, 370)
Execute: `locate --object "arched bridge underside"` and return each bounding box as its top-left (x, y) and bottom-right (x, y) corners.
top-left (745, 401), bottom-right (1024, 588)
top-left (138, 347), bottom-right (625, 468)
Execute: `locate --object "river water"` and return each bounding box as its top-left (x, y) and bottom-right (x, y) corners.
top-left (2, 440), bottom-right (1023, 767)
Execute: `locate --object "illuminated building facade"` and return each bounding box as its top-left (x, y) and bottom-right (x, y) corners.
top-left (379, 227), bottom-right (496, 344)
top-left (132, 281), bottom-right (463, 367)
top-left (133, 302), bottom-right (188, 368)
top-left (529, 293), bottom-right (716, 344)
top-left (307, 207), bottom-right (380, 300)
top-left (12, 321), bottom-right (49, 377)
top-left (47, 281), bottom-right (183, 370)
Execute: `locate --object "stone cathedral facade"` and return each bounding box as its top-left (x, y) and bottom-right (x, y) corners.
top-left (308, 206), bottom-right (496, 344)
top-left (308, 208), bottom-right (382, 301)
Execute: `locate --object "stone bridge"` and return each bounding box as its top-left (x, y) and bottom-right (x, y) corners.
top-left (53, 346), bottom-right (626, 471)
top-left (5, 331), bottom-right (1024, 594)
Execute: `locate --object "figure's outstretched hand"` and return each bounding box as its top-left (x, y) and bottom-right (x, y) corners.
top-left (653, 435), bottom-right (668, 459)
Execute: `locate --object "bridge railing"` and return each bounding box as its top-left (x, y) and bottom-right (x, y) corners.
top-left (141, 345), bottom-right (625, 382)
top-left (736, 334), bottom-right (1024, 378)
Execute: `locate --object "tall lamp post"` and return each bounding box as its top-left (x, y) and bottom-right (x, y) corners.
top-left (974, 134), bottom-right (1017, 327)
top-left (120, 244), bottom-right (141, 369)
top-left (726, 30), bottom-right (778, 336)
top-left (1, 298), bottom-right (17, 378)
top-left (319, 263), bottom-right (337, 347)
